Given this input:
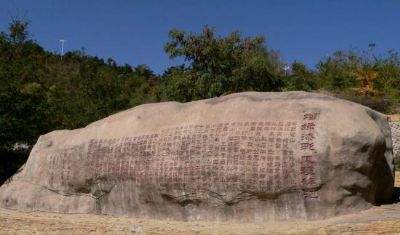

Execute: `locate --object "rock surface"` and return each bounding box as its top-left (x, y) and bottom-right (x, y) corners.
top-left (0, 92), bottom-right (395, 222)
top-left (1, 172), bottom-right (400, 235)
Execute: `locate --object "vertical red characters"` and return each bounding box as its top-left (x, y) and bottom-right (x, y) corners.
top-left (300, 112), bottom-right (320, 199)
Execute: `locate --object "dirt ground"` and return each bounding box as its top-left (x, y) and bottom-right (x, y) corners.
top-left (389, 114), bottom-right (400, 122)
top-left (1, 173), bottom-right (400, 235)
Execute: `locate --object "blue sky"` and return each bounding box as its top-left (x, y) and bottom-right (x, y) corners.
top-left (1, 0), bottom-right (399, 74)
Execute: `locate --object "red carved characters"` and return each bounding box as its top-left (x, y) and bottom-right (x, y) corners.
top-left (50, 120), bottom-right (302, 193)
top-left (299, 112), bottom-right (320, 199)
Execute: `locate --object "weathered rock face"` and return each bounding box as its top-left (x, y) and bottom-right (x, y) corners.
top-left (0, 92), bottom-right (394, 222)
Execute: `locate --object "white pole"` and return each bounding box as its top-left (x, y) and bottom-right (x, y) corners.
top-left (60, 39), bottom-right (66, 57)
top-left (283, 65), bottom-right (290, 76)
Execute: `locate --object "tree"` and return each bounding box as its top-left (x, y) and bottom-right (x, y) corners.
top-left (316, 50), bottom-right (362, 93)
top-left (8, 19), bottom-right (30, 44)
top-left (314, 46), bottom-right (400, 113)
top-left (283, 62), bottom-right (316, 91)
top-left (352, 69), bottom-right (381, 96)
top-left (133, 64), bottom-right (155, 78)
top-left (161, 26), bottom-right (284, 102)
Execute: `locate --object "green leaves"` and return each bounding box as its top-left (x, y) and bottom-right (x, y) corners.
top-left (284, 62), bottom-right (316, 92)
top-left (8, 19), bottom-right (30, 44)
top-left (0, 22), bottom-right (160, 152)
top-left (160, 26), bottom-right (284, 102)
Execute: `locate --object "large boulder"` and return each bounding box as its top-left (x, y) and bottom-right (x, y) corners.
top-left (0, 92), bottom-right (394, 222)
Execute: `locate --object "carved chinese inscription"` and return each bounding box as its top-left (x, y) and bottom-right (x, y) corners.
top-left (300, 112), bottom-right (320, 199)
top-left (48, 144), bottom-right (84, 186)
top-left (47, 118), bottom-right (321, 195)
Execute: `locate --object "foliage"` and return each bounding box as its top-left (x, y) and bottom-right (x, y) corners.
top-left (352, 69), bottom-right (380, 96)
top-left (160, 26), bottom-right (284, 102)
top-left (316, 50), bottom-right (363, 93)
top-left (315, 46), bottom-right (400, 113)
top-left (8, 19), bottom-right (31, 44)
top-left (283, 62), bottom-right (317, 91)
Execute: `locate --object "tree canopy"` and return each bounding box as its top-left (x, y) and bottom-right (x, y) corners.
top-left (160, 26), bottom-right (284, 102)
